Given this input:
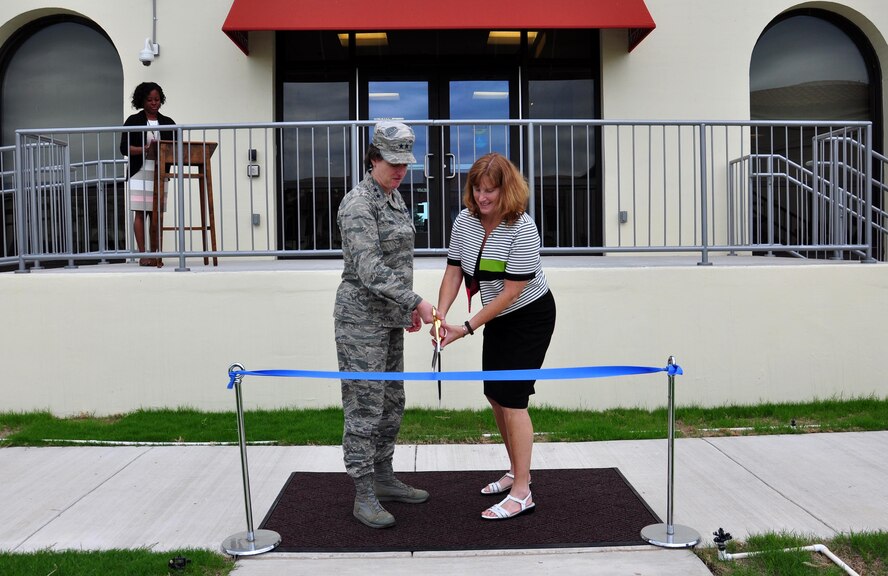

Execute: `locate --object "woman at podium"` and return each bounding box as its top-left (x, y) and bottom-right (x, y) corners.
top-left (119, 82), bottom-right (176, 266)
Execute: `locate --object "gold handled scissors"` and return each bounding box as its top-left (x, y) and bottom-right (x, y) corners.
top-left (432, 307), bottom-right (442, 405)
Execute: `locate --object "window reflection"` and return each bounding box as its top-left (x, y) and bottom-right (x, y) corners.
top-left (276, 28), bottom-right (603, 250)
top-left (749, 12), bottom-right (875, 260)
top-left (281, 82), bottom-right (350, 250)
top-left (1, 19), bottom-right (124, 256)
top-left (2, 21), bottom-right (121, 152)
top-left (529, 77), bottom-right (598, 248)
top-left (450, 80), bottom-right (510, 168)
top-left (751, 15), bottom-right (869, 120)
top-left (367, 81), bottom-right (428, 176)
top-left (368, 81), bottom-right (429, 235)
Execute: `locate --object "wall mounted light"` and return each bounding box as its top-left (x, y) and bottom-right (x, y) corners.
top-left (487, 31), bottom-right (538, 45)
top-left (338, 32), bottom-right (388, 47)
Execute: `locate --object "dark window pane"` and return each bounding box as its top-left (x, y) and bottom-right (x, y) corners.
top-left (528, 77), bottom-right (597, 248)
top-left (354, 30), bottom-right (520, 58)
top-left (749, 13), bottom-right (876, 258)
top-left (529, 78), bottom-right (595, 120)
top-left (281, 82), bottom-right (351, 250)
top-left (529, 30), bottom-right (595, 60)
top-left (278, 31), bottom-right (348, 62)
top-left (2, 21), bottom-right (121, 151)
top-left (751, 15), bottom-right (870, 120)
top-left (1, 19), bottom-right (125, 256)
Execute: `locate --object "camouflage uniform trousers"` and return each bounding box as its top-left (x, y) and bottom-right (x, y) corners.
top-left (336, 319), bottom-right (406, 479)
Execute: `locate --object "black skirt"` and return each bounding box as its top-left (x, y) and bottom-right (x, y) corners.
top-left (482, 290), bottom-right (556, 409)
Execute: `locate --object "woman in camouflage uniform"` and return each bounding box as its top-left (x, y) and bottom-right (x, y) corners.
top-left (334, 121), bottom-right (435, 529)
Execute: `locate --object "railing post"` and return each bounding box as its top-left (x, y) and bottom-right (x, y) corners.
top-left (727, 158), bottom-right (735, 252)
top-left (697, 124), bottom-right (712, 265)
top-left (175, 128), bottom-right (190, 271)
top-left (527, 122), bottom-right (536, 220)
top-left (28, 140), bottom-right (44, 269)
top-left (62, 143), bottom-right (76, 268)
top-left (351, 123), bottom-right (360, 191)
top-left (96, 160), bottom-right (109, 264)
top-left (221, 363), bottom-right (281, 557)
top-left (830, 134), bottom-right (843, 260)
top-left (640, 356), bottom-right (701, 549)
top-left (864, 124), bottom-right (875, 262)
top-left (766, 153), bottom-right (775, 256)
top-left (812, 134), bottom-right (821, 246)
top-left (13, 132), bottom-right (29, 273)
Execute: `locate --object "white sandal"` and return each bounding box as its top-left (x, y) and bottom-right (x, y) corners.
top-left (481, 472), bottom-right (532, 495)
top-left (481, 491), bottom-right (535, 520)
top-left (481, 472), bottom-right (514, 495)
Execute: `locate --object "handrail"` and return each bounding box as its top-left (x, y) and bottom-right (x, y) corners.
top-left (740, 152), bottom-right (888, 227)
top-left (731, 133), bottom-right (888, 251)
top-left (5, 119), bottom-right (883, 270)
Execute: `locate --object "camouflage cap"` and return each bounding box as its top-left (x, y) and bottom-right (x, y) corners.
top-left (372, 121), bottom-right (416, 165)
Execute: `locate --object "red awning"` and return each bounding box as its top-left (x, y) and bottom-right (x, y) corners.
top-left (222, 0), bottom-right (655, 55)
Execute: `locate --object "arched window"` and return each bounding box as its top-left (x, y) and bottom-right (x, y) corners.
top-left (1, 17), bottom-right (124, 259)
top-left (1, 17), bottom-right (123, 148)
top-left (749, 10), bottom-right (883, 260)
top-left (751, 11), bottom-right (876, 121)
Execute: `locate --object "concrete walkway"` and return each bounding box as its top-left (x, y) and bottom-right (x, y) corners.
top-left (2, 431), bottom-right (887, 575)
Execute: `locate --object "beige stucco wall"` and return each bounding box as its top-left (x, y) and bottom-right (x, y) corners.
top-left (0, 1), bottom-right (273, 125)
top-left (1, 260), bottom-right (886, 416)
top-left (602, 0), bottom-right (888, 127)
top-left (0, 1), bottom-right (278, 253)
top-left (3, 1), bottom-right (883, 131)
top-left (598, 0), bottom-right (888, 252)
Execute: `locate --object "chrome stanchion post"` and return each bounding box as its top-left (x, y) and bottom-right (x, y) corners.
top-left (641, 356), bottom-right (701, 548)
top-left (221, 363), bottom-right (281, 556)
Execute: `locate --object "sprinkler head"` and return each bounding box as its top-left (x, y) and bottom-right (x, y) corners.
top-left (712, 528), bottom-right (733, 551)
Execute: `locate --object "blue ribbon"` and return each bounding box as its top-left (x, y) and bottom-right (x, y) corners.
top-left (227, 364), bottom-right (682, 389)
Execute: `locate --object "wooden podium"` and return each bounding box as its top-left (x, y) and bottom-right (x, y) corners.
top-left (153, 140), bottom-right (218, 266)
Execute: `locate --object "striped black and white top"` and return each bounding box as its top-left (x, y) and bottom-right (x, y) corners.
top-left (447, 209), bottom-right (549, 317)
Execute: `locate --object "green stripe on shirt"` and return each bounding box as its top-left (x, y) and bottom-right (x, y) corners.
top-left (478, 258), bottom-right (507, 273)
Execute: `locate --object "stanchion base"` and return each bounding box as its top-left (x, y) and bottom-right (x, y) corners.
top-left (221, 529), bottom-right (281, 556)
top-left (640, 523), bottom-right (701, 549)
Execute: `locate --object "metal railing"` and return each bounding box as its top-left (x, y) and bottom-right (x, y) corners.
top-left (3, 119), bottom-right (880, 271)
top-left (728, 124), bottom-right (882, 261)
top-left (1, 145), bottom-right (16, 262)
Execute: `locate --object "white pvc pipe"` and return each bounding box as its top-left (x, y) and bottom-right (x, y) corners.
top-left (719, 544), bottom-right (859, 576)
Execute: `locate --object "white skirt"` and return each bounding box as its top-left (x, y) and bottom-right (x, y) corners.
top-left (129, 159), bottom-right (167, 212)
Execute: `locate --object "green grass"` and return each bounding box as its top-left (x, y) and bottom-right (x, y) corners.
top-left (0, 548), bottom-right (234, 576)
top-left (1, 399), bottom-right (887, 574)
top-left (2, 533), bottom-right (885, 576)
top-left (675, 396), bottom-right (888, 436)
top-left (1, 396), bottom-right (886, 446)
top-left (696, 530), bottom-right (888, 575)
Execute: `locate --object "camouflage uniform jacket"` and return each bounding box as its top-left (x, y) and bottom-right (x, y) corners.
top-left (334, 171), bottom-right (422, 328)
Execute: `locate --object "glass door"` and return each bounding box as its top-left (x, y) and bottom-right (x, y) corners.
top-left (366, 75), bottom-right (512, 249)
top-left (367, 80), bottom-right (432, 244)
top-left (442, 79), bottom-right (510, 243)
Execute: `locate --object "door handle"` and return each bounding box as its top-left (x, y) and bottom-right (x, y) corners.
top-left (423, 153), bottom-right (435, 179)
top-left (445, 153), bottom-right (456, 179)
